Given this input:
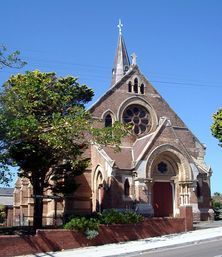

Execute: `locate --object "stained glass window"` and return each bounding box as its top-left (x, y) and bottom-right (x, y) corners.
top-left (123, 105), bottom-right (151, 135)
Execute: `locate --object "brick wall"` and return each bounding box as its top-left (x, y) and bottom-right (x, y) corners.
top-left (0, 218), bottom-right (185, 257)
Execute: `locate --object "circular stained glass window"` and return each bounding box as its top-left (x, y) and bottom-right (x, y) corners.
top-left (123, 105), bottom-right (151, 135)
top-left (157, 162), bottom-right (168, 174)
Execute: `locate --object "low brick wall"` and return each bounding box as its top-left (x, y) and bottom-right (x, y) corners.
top-left (0, 218), bottom-right (185, 257)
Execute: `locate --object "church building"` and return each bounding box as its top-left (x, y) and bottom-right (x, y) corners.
top-left (13, 21), bottom-right (213, 225)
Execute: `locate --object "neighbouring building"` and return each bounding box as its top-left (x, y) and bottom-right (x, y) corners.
top-left (13, 21), bottom-right (213, 225)
top-left (0, 188), bottom-right (13, 226)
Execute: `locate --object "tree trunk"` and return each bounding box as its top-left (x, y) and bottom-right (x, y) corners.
top-left (33, 183), bottom-right (44, 229)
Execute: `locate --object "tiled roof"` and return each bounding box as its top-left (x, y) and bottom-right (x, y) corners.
top-left (132, 134), bottom-right (153, 161)
top-left (103, 146), bottom-right (133, 170)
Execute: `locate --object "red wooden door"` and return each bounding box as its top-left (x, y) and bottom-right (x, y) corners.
top-left (153, 182), bottom-right (173, 217)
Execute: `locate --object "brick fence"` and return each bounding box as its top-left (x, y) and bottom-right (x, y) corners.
top-left (0, 217), bottom-right (186, 257)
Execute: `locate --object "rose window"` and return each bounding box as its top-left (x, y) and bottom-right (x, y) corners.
top-left (157, 162), bottom-right (168, 174)
top-left (123, 105), bottom-right (151, 135)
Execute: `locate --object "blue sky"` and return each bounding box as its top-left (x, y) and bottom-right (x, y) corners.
top-left (0, 0), bottom-right (221, 194)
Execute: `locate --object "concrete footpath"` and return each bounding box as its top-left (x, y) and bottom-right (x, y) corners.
top-left (21, 222), bottom-right (222, 257)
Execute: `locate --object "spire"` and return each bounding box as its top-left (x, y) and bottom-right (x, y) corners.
top-left (111, 19), bottom-right (130, 86)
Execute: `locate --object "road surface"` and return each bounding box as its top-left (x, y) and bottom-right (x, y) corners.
top-left (126, 238), bottom-right (222, 257)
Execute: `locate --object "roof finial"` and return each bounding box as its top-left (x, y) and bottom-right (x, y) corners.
top-left (131, 53), bottom-right (137, 66)
top-left (117, 19), bottom-right (123, 35)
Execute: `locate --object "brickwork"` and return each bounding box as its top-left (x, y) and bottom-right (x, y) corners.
top-left (0, 218), bottom-right (185, 257)
top-left (180, 206), bottom-right (193, 231)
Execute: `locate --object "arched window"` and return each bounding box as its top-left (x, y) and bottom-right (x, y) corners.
top-left (124, 179), bottom-right (130, 196)
top-left (96, 171), bottom-right (103, 212)
top-left (134, 78), bottom-right (138, 93)
top-left (128, 81), bottom-right (132, 92)
top-left (140, 84), bottom-right (144, 94)
top-left (105, 114), bottom-right (112, 127)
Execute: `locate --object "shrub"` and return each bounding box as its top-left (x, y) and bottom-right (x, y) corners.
top-left (64, 216), bottom-right (99, 236)
top-left (99, 209), bottom-right (144, 225)
top-left (84, 228), bottom-right (99, 240)
top-left (122, 210), bottom-right (144, 224)
top-left (64, 209), bottom-right (144, 239)
top-left (212, 200), bottom-right (222, 210)
top-left (99, 209), bottom-right (124, 224)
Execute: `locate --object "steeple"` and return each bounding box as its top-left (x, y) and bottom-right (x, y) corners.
top-left (111, 19), bottom-right (130, 86)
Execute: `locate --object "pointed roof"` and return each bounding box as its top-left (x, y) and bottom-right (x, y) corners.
top-left (111, 20), bottom-right (130, 87)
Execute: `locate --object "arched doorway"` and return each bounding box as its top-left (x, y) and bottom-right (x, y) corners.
top-left (151, 157), bottom-right (177, 217)
top-left (146, 145), bottom-right (193, 218)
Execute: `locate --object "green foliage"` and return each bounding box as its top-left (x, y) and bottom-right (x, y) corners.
top-left (91, 122), bottom-right (130, 151)
top-left (212, 196), bottom-right (222, 220)
top-left (64, 210), bottom-right (143, 239)
top-left (121, 210), bottom-right (144, 224)
top-left (214, 209), bottom-right (222, 220)
top-left (0, 45), bottom-right (26, 69)
top-left (0, 161), bottom-right (12, 186)
top-left (0, 71), bottom-right (94, 193)
top-left (64, 216), bottom-right (99, 231)
top-left (64, 216), bottom-right (100, 239)
top-left (84, 228), bottom-right (99, 240)
top-left (212, 200), bottom-right (222, 210)
top-left (0, 70), bottom-right (128, 227)
top-left (99, 209), bottom-right (144, 225)
top-left (211, 108), bottom-right (222, 147)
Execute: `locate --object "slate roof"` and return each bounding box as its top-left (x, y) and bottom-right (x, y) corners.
top-left (111, 33), bottom-right (130, 86)
top-left (103, 146), bottom-right (133, 170)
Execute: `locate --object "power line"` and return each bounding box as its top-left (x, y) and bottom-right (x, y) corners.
top-left (150, 80), bottom-right (221, 88)
top-left (23, 56), bottom-right (111, 70)
top-left (24, 59), bottom-right (221, 88)
top-left (1, 55), bottom-right (222, 88)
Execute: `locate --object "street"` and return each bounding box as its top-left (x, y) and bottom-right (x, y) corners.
top-left (126, 238), bottom-right (222, 257)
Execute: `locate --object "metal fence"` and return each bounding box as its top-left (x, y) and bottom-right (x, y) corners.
top-left (13, 215), bottom-right (63, 227)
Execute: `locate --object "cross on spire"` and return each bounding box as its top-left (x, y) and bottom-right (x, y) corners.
top-left (111, 19), bottom-right (130, 86)
top-left (117, 19), bottom-right (123, 35)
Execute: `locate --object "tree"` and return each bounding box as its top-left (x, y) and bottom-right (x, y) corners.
top-left (0, 70), bottom-right (127, 228)
top-left (0, 45), bottom-right (26, 186)
top-left (0, 161), bottom-right (12, 186)
top-left (0, 45), bottom-right (26, 69)
top-left (212, 192), bottom-right (222, 210)
top-left (211, 108), bottom-right (222, 147)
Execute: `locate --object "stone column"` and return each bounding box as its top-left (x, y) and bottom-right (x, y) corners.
top-left (180, 183), bottom-right (190, 206)
top-left (179, 183), bottom-right (193, 231)
top-left (145, 180), bottom-right (153, 205)
top-left (134, 178), bottom-right (153, 216)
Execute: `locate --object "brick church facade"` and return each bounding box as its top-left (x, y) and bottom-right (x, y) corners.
top-left (13, 23), bottom-right (213, 225)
